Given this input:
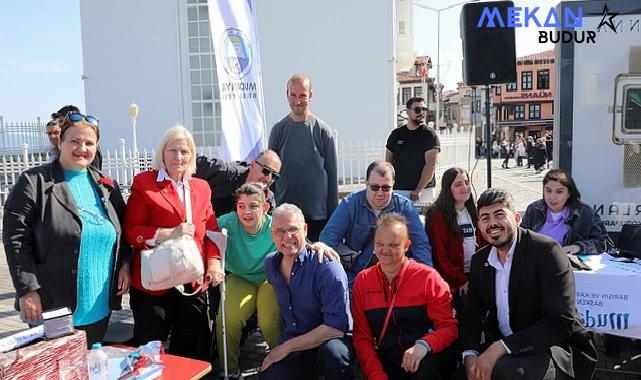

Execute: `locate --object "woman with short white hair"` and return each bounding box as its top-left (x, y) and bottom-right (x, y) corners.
top-left (125, 125), bottom-right (223, 359)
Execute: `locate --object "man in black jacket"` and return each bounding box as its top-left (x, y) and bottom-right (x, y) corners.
top-left (455, 188), bottom-right (597, 380)
top-left (195, 149), bottom-right (281, 216)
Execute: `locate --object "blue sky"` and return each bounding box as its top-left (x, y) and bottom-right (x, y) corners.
top-left (0, 0), bottom-right (84, 123)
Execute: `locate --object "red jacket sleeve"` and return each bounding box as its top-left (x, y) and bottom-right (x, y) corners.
top-left (201, 184), bottom-right (221, 262)
top-left (426, 211), bottom-right (468, 289)
top-left (421, 269), bottom-right (458, 352)
top-left (124, 174), bottom-right (160, 248)
top-left (352, 274), bottom-right (388, 380)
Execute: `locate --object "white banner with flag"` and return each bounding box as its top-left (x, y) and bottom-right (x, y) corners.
top-left (208, 0), bottom-right (266, 161)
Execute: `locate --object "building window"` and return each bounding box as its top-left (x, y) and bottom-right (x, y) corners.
top-left (476, 100), bottom-right (481, 113)
top-left (402, 87), bottom-right (411, 106)
top-left (515, 104), bottom-right (525, 119)
top-left (506, 82), bottom-right (517, 92)
top-left (495, 85), bottom-right (501, 95)
top-left (398, 21), bottom-right (406, 35)
top-left (414, 86), bottom-right (424, 98)
top-left (529, 104), bottom-right (541, 119)
top-left (521, 71), bottom-right (533, 90)
top-left (187, 2), bottom-right (220, 147)
top-left (537, 69), bottom-right (550, 89)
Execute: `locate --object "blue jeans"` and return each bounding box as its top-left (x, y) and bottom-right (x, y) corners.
top-left (259, 336), bottom-right (353, 380)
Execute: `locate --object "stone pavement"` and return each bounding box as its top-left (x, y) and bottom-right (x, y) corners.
top-left (0, 159), bottom-right (639, 379)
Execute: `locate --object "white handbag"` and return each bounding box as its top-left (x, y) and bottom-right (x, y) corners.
top-left (140, 186), bottom-right (204, 294)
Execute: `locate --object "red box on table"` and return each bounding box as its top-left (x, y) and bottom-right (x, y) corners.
top-left (0, 330), bottom-right (88, 380)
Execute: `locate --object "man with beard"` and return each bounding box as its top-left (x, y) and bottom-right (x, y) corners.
top-left (454, 188), bottom-right (597, 380)
top-left (195, 149), bottom-right (282, 216)
top-left (386, 97), bottom-right (440, 203)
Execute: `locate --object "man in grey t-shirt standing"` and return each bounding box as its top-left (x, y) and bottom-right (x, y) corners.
top-left (268, 74), bottom-right (338, 241)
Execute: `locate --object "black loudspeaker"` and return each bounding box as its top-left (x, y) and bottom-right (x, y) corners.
top-left (461, 1), bottom-right (516, 85)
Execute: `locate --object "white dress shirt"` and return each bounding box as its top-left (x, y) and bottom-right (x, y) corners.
top-left (146, 168), bottom-right (192, 246)
top-left (487, 237), bottom-right (518, 354)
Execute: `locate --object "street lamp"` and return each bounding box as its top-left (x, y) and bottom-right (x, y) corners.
top-left (414, 0), bottom-right (478, 129)
top-left (128, 103), bottom-right (140, 156)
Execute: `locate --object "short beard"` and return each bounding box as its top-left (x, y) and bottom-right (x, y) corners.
top-left (490, 231), bottom-right (514, 249)
top-left (410, 117), bottom-right (424, 126)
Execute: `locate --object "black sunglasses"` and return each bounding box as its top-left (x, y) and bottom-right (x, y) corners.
top-left (256, 161), bottom-right (280, 180)
top-left (368, 184), bottom-right (392, 192)
top-left (412, 107), bottom-right (428, 113)
top-left (67, 112), bottom-right (100, 128)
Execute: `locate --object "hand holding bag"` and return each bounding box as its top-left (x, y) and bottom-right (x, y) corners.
top-left (140, 185), bottom-right (204, 293)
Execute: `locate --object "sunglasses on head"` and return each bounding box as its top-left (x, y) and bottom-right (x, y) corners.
top-left (66, 112), bottom-right (100, 128)
top-left (368, 184), bottom-right (392, 192)
top-left (412, 107), bottom-right (428, 114)
top-left (256, 161), bottom-right (280, 180)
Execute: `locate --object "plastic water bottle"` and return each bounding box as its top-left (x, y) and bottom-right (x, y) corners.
top-left (87, 342), bottom-right (109, 380)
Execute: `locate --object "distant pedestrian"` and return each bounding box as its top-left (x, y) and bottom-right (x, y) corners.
top-left (545, 133), bottom-right (553, 167)
top-left (500, 138), bottom-right (510, 169)
top-left (515, 136), bottom-right (526, 167)
top-left (526, 136), bottom-right (535, 168)
top-left (532, 137), bottom-right (547, 173)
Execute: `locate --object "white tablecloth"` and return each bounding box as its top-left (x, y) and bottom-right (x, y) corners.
top-left (574, 254), bottom-right (641, 339)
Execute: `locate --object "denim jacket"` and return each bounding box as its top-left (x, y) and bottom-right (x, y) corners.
top-left (521, 199), bottom-right (608, 254)
top-left (319, 189), bottom-right (432, 286)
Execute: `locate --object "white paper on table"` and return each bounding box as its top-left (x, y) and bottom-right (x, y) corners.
top-left (206, 229), bottom-right (228, 255)
top-left (0, 325), bottom-right (44, 353)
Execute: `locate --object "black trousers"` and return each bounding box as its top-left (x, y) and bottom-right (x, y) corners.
top-left (382, 350), bottom-right (457, 380)
top-left (306, 219), bottom-right (328, 242)
top-left (450, 350), bottom-right (570, 380)
top-left (76, 315), bottom-right (110, 348)
top-left (129, 286), bottom-right (210, 360)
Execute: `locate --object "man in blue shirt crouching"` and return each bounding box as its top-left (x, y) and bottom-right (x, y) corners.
top-left (260, 203), bottom-right (353, 380)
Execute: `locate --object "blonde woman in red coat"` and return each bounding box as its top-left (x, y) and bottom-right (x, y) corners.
top-left (124, 125), bottom-right (223, 359)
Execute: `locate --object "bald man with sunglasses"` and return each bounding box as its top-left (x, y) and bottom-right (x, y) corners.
top-left (320, 160), bottom-right (432, 289)
top-left (195, 149), bottom-right (282, 216)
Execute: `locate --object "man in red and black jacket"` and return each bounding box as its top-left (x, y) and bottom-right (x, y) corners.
top-left (352, 213), bottom-right (458, 380)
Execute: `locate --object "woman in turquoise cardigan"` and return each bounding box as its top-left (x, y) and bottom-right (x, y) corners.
top-left (3, 114), bottom-right (131, 346)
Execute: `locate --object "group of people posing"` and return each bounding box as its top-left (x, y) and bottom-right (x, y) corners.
top-left (3, 74), bottom-right (607, 379)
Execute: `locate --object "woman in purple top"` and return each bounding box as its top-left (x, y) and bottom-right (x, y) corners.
top-left (521, 169), bottom-right (608, 255)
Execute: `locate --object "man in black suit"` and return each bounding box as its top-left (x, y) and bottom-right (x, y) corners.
top-left (455, 188), bottom-right (597, 380)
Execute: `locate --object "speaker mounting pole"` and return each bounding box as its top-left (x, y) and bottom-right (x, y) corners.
top-left (485, 85), bottom-right (492, 188)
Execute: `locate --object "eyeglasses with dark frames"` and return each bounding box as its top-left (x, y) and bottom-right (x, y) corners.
top-left (255, 161), bottom-right (280, 180)
top-left (368, 184), bottom-right (392, 192)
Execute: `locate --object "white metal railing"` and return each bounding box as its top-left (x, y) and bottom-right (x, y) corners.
top-left (0, 117), bottom-right (49, 155)
top-left (0, 130), bottom-right (474, 209)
